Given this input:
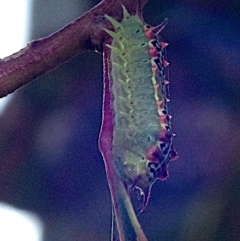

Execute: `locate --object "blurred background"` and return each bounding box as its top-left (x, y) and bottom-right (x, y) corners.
top-left (0, 0), bottom-right (240, 240)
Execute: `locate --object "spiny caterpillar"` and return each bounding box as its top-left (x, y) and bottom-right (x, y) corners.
top-left (99, 4), bottom-right (178, 211)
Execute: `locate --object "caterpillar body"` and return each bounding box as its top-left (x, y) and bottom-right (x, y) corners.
top-left (99, 5), bottom-right (177, 210)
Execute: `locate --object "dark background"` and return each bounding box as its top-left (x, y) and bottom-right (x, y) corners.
top-left (0, 0), bottom-right (240, 240)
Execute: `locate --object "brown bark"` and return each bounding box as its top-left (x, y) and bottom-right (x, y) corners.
top-left (0, 0), bottom-right (149, 98)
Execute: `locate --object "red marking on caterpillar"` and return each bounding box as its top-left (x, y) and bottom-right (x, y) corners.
top-left (145, 27), bottom-right (154, 39)
top-left (158, 129), bottom-right (172, 143)
top-left (149, 46), bottom-right (158, 57)
top-left (156, 164), bottom-right (169, 181)
top-left (160, 115), bottom-right (167, 124)
top-left (146, 146), bottom-right (163, 163)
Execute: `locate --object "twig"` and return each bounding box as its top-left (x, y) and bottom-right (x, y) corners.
top-left (0, 0), bottom-right (149, 98)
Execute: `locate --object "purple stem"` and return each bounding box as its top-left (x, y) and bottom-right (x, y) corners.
top-left (98, 47), bottom-right (148, 241)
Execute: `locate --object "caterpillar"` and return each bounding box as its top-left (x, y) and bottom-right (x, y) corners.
top-left (99, 4), bottom-right (177, 211)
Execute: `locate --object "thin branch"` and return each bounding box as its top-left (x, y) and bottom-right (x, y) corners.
top-left (0, 0), bottom-right (149, 98)
top-left (105, 164), bottom-right (148, 241)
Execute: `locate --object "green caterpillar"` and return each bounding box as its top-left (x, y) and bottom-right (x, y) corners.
top-left (99, 5), bottom-right (177, 210)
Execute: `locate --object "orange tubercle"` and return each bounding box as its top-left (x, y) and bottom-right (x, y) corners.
top-left (149, 47), bottom-right (158, 57)
top-left (145, 27), bottom-right (154, 39)
top-left (160, 115), bottom-right (167, 124)
top-left (163, 59), bottom-right (169, 67)
top-left (160, 42), bottom-right (169, 48)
